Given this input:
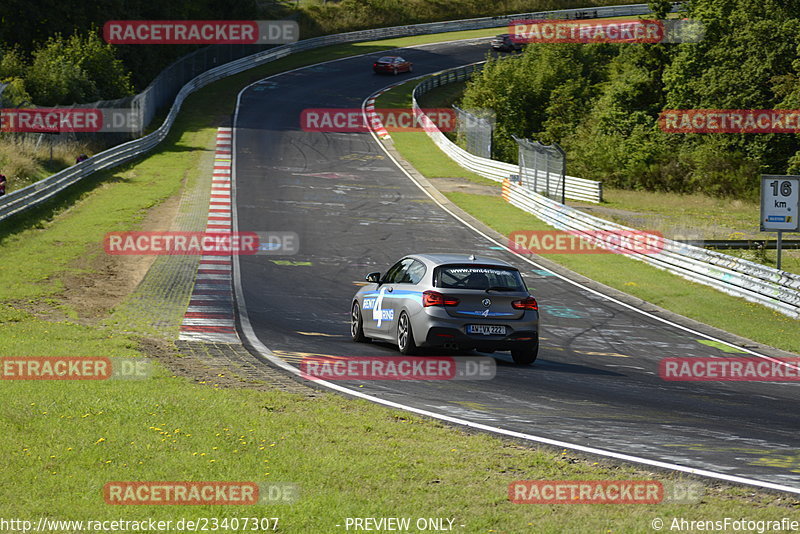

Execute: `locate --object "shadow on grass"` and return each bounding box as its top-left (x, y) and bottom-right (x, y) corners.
top-left (0, 40), bottom-right (451, 243)
top-left (0, 141), bottom-right (209, 244)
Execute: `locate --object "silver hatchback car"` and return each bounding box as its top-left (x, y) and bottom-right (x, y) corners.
top-left (351, 254), bottom-right (539, 364)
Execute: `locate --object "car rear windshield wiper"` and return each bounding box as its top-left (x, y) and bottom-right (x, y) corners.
top-left (485, 286), bottom-right (516, 292)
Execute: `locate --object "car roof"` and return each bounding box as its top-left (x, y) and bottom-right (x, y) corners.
top-left (377, 56), bottom-right (401, 61)
top-left (405, 253), bottom-right (515, 268)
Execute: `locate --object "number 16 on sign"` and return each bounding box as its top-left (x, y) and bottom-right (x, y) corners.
top-left (761, 175), bottom-right (800, 270)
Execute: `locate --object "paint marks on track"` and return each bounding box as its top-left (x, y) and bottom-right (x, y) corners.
top-left (539, 305), bottom-right (586, 319)
top-left (696, 339), bottom-right (747, 353)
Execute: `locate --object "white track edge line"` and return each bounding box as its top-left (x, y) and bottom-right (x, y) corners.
top-left (361, 84), bottom-right (800, 373)
top-left (229, 39), bottom-right (800, 496)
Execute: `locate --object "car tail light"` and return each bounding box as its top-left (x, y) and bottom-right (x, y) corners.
top-left (512, 297), bottom-right (538, 310)
top-left (423, 290), bottom-right (459, 307)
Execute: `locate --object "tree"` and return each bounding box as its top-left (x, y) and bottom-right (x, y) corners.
top-left (0, 47), bottom-right (26, 79)
top-left (648, 0), bottom-right (673, 19)
top-left (461, 43), bottom-right (614, 162)
top-left (26, 30), bottom-right (133, 106)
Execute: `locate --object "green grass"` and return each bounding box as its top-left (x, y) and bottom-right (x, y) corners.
top-left (576, 187), bottom-right (775, 240)
top-left (447, 192), bottom-right (800, 353)
top-left (7, 375), bottom-right (795, 529)
top-left (378, 79), bottom-right (496, 186)
top-left (390, 132), bottom-right (495, 185)
top-left (375, 80), bottom-right (800, 353)
top-left (392, 75), bottom-right (800, 277)
top-left (0, 135), bottom-right (99, 195)
top-left (0, 31), bottom-right (501, 303)
top-left (0, 129), bottom-right (207, 301)
top-left (2, 25), bottom-right (799, 529)
top-left (418, 80), bottom-right (468, 109)
top-left (572, 187), bottom-right (800, 276)
top-left (291, 0), bottom-right (640, 40)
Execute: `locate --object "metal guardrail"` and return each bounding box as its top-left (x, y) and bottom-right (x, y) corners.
top-left (501, 180), bottom-right (800, 319)
top-left (412, 64), bottom-right (603, 203)
top-left (0, 3), bottom-right (656, 223)
top-left (681, 240), bottom-right (800, 250)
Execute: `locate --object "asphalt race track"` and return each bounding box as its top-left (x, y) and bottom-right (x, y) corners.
top-left (232, 38), bottom-right (800, 491)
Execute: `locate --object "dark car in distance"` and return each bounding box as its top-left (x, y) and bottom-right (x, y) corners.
top-left (491, 34), bottom-right (523, 52)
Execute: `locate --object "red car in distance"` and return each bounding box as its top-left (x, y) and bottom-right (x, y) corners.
top-left (373, 56), bottom-right (413, 75)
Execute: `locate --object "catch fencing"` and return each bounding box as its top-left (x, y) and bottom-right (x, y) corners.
top-left (501, 179), bottom-right (800, 318)
top-left (514, 135), bottom-right (567, 203)
top-left (411, 63), bottom-right (800, 317)
top-left (412, 63), bottom-right (603, 202)
top-left (453, 105), bottom-right (493, 159)
top-left (0, 3), bottom-right (658, 221)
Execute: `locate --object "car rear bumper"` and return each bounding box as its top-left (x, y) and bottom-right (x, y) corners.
top-left (424, 326), bottom-right (538, 350)
top-left (415, 309), bottom-right (538, 350)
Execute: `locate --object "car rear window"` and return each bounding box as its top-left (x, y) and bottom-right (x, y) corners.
top-left (434, 264), bottom-right (526, 291)
top-left (377, 56), bottom-right (394, 62)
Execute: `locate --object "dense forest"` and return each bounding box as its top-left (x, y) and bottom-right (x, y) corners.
top-left (461, 0), bottom-right (800, 198)
top-left (0, 0), bottom-right (259, 105)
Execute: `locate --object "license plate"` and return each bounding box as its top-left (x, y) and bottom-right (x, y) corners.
top-left (467, 325), bottom-right (506, 335)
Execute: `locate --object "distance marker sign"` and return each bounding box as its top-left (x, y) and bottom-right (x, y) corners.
top-left (761, 175), bottom-right (800, 232)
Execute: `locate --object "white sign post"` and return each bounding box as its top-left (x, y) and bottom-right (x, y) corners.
top-left (761, 175), bottom-right (800, 270)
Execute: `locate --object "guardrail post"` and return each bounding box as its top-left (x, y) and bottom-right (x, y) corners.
top-left (0, 3), bottom-right (648, 223)
top-left (554, 142), bottom-right (566, 204)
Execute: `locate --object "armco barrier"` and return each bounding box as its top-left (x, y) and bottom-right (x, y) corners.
top-left (412, 63), bottom-right (603, 202)
top-left (501, 179), bottom-right (800, 318)
top-left (0, 4), bottom-right (658, 223)
top-left (408, 56), bottom-right (800, 317)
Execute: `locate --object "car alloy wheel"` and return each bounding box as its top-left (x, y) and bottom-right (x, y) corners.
top-left (351, 301), bottom-right (367, 342)
top-left (397, 312), bottom-right (417, 355)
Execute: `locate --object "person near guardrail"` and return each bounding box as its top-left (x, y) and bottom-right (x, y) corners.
top-left (0, 174), bottom-right (6, 197)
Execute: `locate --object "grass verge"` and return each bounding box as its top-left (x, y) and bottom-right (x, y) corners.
top-left (382, 71), bottom-right (800, 276)
top-left (379, 80), bottom-right (496, 186)
top-left (0, 135), bottom-right (97, 194)
top-left (574, 187), bottom-right (800, 275)
top-left (376, 80), bottom-right (800, 353)
top-left (9, 373), bottom-right (796, 530)
top-left (2, 27), bottom-right (798, 529)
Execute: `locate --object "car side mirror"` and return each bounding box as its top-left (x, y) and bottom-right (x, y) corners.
top-left (365, 272), bottom-right (381, 283)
